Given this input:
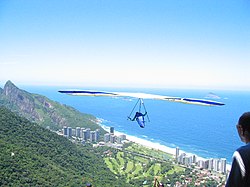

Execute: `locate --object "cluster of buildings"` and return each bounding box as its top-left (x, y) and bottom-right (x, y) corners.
top-left (62, 126), bottom-right (100, 143)
top-left (175, 147), bottom-right (227, 174)
top-left (62, 126), bottom-right (127, 146)
top-left (99, 127), bottom-right (126, 144)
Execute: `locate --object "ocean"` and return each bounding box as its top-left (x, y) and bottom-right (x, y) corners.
top-left (23, 86), bottom-right (250, 163)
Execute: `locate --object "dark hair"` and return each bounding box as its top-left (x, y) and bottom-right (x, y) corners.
top-left (239, 112), bottom-right (250, 133)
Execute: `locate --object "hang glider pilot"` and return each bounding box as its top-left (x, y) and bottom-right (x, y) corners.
top-left (128, 111), bottom-right (147, 128)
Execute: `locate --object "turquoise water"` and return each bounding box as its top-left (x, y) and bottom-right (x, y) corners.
top-left (24, 86), bottom-right (250, 162)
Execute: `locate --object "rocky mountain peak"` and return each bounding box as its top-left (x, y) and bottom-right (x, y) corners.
top-left (4, 80), bottom-right (20, 96)
top-left (4, 80), bottom-right (17, 88)
top-left (0, 81), bottom-right (99, 131)
top-left (2, 80), bottom-right (39, 121)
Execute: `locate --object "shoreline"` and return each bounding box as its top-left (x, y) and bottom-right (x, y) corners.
top-left (99, 122), bottom-right (232, 171)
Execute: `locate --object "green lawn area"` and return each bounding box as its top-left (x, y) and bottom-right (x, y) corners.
top-left (117, 152), bottom-right (125, 166)
top-left (167, 165), bottom-right (185, 174)
top-left (125, 160), bottom-right (134, 173)
top-left (103, 143), bottom-right (180, 184)
top-left (133, 163), bottom-right (143, 175)
top-left (101, 142), bottom-right (225, 186)
top-left (153, 163), bottom-right (161, 175)
top-left (104, 157), bottom-right (117, 174)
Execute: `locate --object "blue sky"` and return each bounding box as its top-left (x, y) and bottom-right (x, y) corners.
top-left (0, 0), bottom-right (250, 90)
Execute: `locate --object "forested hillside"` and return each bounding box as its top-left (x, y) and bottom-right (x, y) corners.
top-left (0, 81), bottom-right (104, 132)
top-left (0, 107), bottom-right (131, 187)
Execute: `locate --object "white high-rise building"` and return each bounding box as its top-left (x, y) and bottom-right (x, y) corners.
top-left (63, 126), bottom-right (68, 137)
top-left (220, 158), bottom-right (227, 174)
top-left (208, 159), bottom-right (214, 170)
top-left (110, 135), bottom-right (116, 143)
top-left (183, 156), bottom-right (192, 166)
top-left (72, 128), bottom-right (76, 137)
top-left (90, 131), bottom-right (96, 142)
top-left (104, 133), bottom-right (110, 142)
top-left (213, 159), bottom-right (220, 172)
top-left (86, 128), bottom-right (91, 139)
top-left (204, 160), bottom-right (209, 169)
top-left (80, 128), bottom-right (85, 138)
top-left (176, 147), bottom-right (179, 160)
top-left (197, 160), bottom-right (205, 168)
top-left (76, 127), bottom-right (81, 138)
top-left (82, 129), bottom-right (88, 141)
top-left (68, 127), bottom-right (72, 138)
top-left (95, 129), bottom-right (100, 142)
top-left (192, 155), bottom-right (197, 164)
top-left (177, 153), bottom-right (186, 164)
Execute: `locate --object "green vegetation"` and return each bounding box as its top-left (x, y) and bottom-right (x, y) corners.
top-left (99, 143), bottom-right (184, 186)
top-left (0, 81), bottom-right (105, 133)
top-left (0, 81), bottom-right (226, 186)
top-left (0, 107), bottom-right (131, 186)
top-left (100, 143), bottom-right (225, 186)
top-left (126, 143), bottom-right (173, 160)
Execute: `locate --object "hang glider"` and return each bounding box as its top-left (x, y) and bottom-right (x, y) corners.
top-left (59, 89), bottom-right (224, 128)
top-left (58, 90), bottom-right (225, 106)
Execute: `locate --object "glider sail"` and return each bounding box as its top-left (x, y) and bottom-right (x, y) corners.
top-left (58, 90), bottom-right (225, 106)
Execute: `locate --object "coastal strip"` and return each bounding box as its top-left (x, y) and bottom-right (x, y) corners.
top-left (99, 122), bottom-right (232, 172)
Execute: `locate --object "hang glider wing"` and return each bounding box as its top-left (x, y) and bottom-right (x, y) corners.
top-left (58, 90), bottom-right (225, 106)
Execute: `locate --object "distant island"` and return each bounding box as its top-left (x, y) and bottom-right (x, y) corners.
top-left (0, 81), bottom-right (227, 186)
